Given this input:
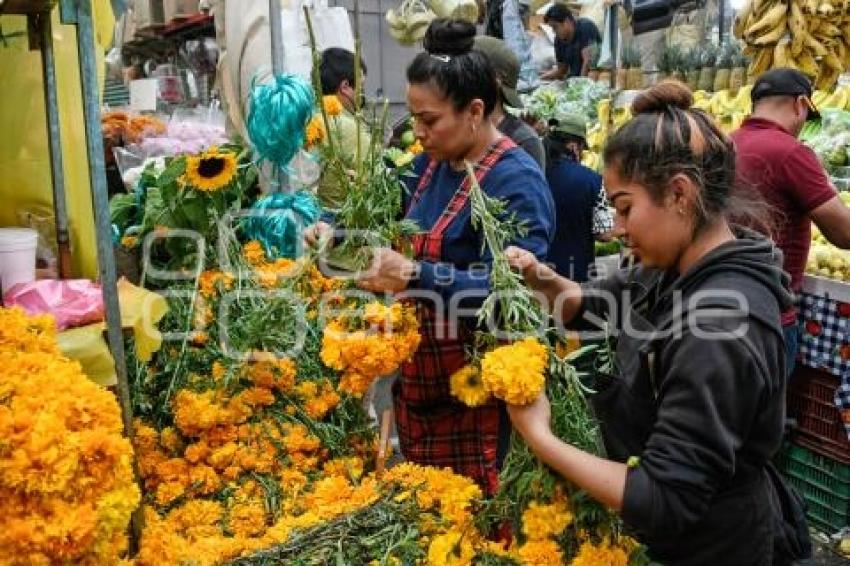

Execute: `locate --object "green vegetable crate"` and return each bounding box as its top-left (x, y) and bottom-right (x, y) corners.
top-left (777, 442), bottom-right (850, 534)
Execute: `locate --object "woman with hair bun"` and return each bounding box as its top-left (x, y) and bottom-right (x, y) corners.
top-left (307, 18), bottom-right (555, 495)
top-left (504, 81), bottom-right (808, 564)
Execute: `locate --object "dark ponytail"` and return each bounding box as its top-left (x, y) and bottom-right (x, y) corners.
top-left (603, 80), bottom-right (768, 234)
top-left (406, 18), bottom-right (499, 116)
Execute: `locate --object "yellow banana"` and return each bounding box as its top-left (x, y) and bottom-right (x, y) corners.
top-left (749, 47), bottom-right (775, 76)
top-left (817, 22), bottom-right (842, 37)
top-left (817, 67), bottom-right (841, 91)
top-left (773, 40), bottom-right (791, 66)
top-left (745, 2), bottom-right (788, 38)
top-left (750, 18), bottom-right (789, 44)
top-left (789, 1), bottom-right (807, 55)
top-left (803, 0), bottom-right (819, 13)
top-left (804, 31), bottom-right (830, 56)
top-left (812, 90), bottom-right (829, 107)
top-left (818, 2), bottom-right (836, 15)
top-left (734, 0), bottom-right (754, 38)
top-left (796, 49), bottom-right (821, 76)
top-left (824, 51), bottom-right (844, 71)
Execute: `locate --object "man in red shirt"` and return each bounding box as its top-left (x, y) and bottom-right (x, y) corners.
top-left (731, 68), bottom-right (850, 376)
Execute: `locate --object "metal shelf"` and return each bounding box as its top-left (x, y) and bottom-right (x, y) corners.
top-left (0, 0), bottom-right (57, 15)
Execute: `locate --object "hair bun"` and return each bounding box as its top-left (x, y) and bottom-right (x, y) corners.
top-left (423, 18), bottom-right (476, 56)
top-left (631, 80), bottom-right (694, 115)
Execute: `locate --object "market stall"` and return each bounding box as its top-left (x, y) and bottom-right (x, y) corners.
top-left (7, 0), bottom-right (850, 562)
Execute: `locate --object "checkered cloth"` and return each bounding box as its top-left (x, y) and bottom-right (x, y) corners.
top-left (592, 190), bottom-right (615, 237)
top-left (797, 292), bottom-right (850, 439)
top-left (393, 138), bottom-right (515, 496)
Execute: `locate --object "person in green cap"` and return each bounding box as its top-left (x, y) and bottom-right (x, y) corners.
top-left (544, 109), bottom-right (613, 281)
top-left (474, 35), bottom-right (546, 171)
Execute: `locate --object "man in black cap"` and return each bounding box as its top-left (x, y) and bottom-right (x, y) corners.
top-left (474, 35), bottom-right (546, 170)
top-left (731, 67), bottom-right (850, 376)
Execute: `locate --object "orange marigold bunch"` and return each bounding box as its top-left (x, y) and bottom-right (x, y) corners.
top-left (320, 302), bottom-right (421, 397)
top-left (0, 308), bottom-right (140, 565)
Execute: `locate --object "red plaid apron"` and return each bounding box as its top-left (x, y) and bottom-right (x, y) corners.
top-left (394, 137), bottom-right (515, 496)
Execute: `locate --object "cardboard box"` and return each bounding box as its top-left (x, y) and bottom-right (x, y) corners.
top-left (163, 0), bottom-right (199, 21)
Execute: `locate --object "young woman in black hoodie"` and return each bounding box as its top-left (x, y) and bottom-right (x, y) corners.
top-left (505, 81), bottom-right (802, 565)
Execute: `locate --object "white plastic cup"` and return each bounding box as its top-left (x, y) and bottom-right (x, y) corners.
top-left (0, 228), bottom-right (39, 294)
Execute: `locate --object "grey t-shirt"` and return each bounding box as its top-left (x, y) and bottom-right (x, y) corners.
top-left (498, 114), bottom-right (546, 171)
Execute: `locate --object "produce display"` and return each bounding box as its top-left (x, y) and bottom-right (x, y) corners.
top-left (733, 0), bottom-right (850, 90)
top-left (520, 78), bottom-right (610, 124)
top-left (807, 200), bottom-right (850, 281)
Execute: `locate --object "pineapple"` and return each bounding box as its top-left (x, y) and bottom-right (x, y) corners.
top-left (714, 43), bottom-right (733, 93)
top-left (698, 45), bottom-right (717, 93)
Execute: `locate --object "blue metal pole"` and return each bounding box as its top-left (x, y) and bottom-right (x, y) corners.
top-left (38, 11), bottom-right (73, 278)
top-left (62, 0), bottom-right (142, 547)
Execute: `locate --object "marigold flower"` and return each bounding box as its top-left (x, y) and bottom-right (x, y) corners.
top-left (305, 115), bottom-right (326, 148)
top-left (521, 499), bottom-right (573, 541)
top-left (480, 337), bottom-right (548, 405)
top-left (322, 95), bottom-right (344, 116)
top-left (570, 539), bottom-right (630, 566)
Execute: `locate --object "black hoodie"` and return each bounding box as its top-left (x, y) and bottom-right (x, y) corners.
top-left (580, 230), bottom-right (794, 565)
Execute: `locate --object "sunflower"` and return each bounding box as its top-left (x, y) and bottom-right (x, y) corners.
top-left (450, 364), bottom-right (490, 407)
top-left (185, 147), bottom-right (238, 192)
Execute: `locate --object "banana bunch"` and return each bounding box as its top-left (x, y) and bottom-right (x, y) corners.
top-left (386, 0), bottom-right (436, 46)
top-left (581, 150), bottom-right (601, 172)
top-left (734, 0), bottom-right (850, 91)
top-left (812, 85), bottom-right (850, 109)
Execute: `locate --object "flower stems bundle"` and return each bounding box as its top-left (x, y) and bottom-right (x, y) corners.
top-left (460, 167), bottom-right (633, 561)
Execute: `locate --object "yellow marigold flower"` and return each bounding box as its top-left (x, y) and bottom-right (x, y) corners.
top-left (242, 240), bottom-right (267, 266)
top-left (481, 337), bottom-right (548, 405)
top-left (185, 147), bottom-right (238, 192)
top-left (246, 357), bottom-right (297, 392)
top-left (120, 234), bottom-right (138, 248)
top-left (512, 538), bottom-right (563, 565)
top-left (570, 539), bottom-right (630, 566)
top-left (449, 364), bottom-right (490, 407)
top-left (320, 302), bottom-right (421, 397)
top-left (160, 427), bottom-right (183, 453)
top-left (0, 308), bottom-right (139, 565)
top-left (427, 529), bottom-right (476, 566)
top-left (521, 500), bottom-right (573, 541)
top-left (305, 115), bottom-right (326, 148)
top-left (228, 501), bottom-right (268, 537)
top-left (408, 139), bottom-right (424, 155)
top-left (198, 269), bottom-right (234, 299)
top-left (322, 95), bottom-right (344, 116)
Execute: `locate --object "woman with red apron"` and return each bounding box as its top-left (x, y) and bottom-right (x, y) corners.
top-left (355, 19), bottom-right (555, 495)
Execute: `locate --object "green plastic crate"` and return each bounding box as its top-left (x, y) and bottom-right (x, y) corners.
top-left (778, 443), bottom-right (850, 533)
top-left (784, 444), bottom-right (850, 498)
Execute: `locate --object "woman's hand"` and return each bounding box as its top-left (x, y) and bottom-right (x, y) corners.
top-left (357, 248), bottom-right (417, 294)
top-left (303, 221), bottom-right (333, 249)
top-left (506, 392), bottom-right (555, 449)
top-left (505, 246), bottom-right (557, 292)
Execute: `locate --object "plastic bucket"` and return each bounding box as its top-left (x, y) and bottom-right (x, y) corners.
top-left (0, 228), bottom-right (38, 294)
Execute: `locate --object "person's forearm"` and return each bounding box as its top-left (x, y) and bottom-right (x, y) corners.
top-left (528, 431), bottom-right (627, 511)
top-left (534, 274), bottom-right (582, 325)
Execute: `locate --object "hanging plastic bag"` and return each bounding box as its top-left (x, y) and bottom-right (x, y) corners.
top-left (502, 0), bottom-right (538, 91)
top-left (598, 6), bottom-right (616, 69)
top-left (57, 324), bottom-right (116, 387)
